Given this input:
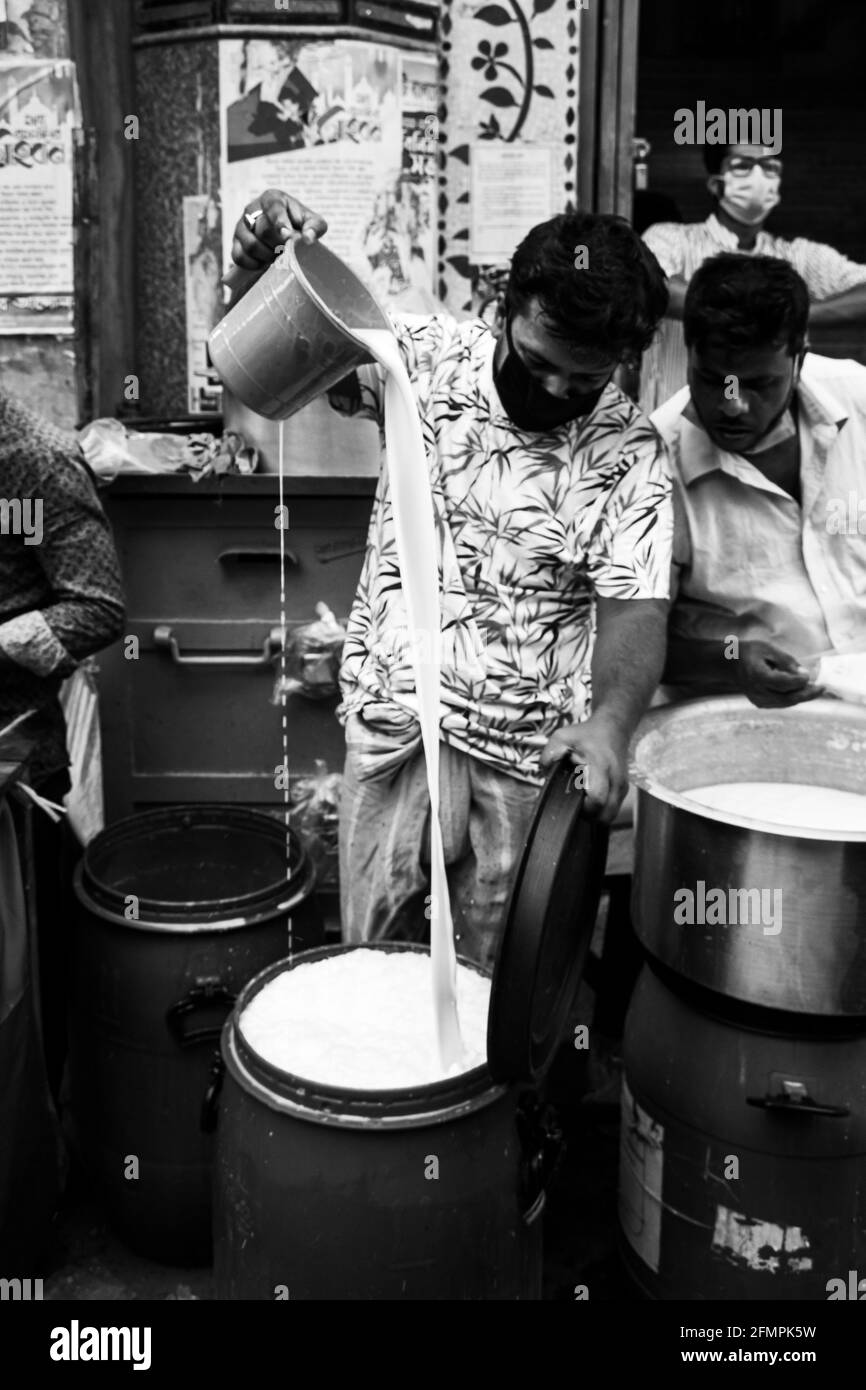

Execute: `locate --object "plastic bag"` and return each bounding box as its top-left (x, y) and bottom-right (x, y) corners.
top-left (272, 603), bottom-right (347, 703)
top-left (289, 760), bottom-right (341, 887)
top-left (79, 419), bottom-right (258, 481)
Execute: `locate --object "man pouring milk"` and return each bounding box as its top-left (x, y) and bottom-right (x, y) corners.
top-left (229, 189), bottom-right (672, 970)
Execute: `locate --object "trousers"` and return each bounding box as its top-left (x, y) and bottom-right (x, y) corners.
top-left (338, 713), bottom-right (540, 971)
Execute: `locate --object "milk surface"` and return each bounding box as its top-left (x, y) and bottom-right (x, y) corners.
top-left (240, 949), bottom-right (491, 1090)
top-left (685, 781), bottom-right (866, 832)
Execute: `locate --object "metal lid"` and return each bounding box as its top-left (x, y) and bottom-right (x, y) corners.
top-left (486, 758), bottom-right (610, 1084)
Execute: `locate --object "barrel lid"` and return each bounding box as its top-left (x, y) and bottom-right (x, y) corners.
top-left (486, 758), bottom-right (609, 1085)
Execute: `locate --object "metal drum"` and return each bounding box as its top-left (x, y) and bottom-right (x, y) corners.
top-left (619, 965), bottom-right (866, 1301)
top-left (69, 804), bottom-right (322, 1264)
top-left (630, 697), bottom-right (866, 1014)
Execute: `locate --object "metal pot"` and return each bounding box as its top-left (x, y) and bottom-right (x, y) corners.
top-left (630, 697), bottom-right (866, 1016)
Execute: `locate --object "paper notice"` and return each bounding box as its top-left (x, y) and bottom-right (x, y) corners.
top-left (470, 143), bottom-right (556, 263)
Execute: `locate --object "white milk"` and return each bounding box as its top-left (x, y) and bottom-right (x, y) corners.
top-left (240, 949), bottom-right (491, 1090)
top-left (685, 781), bottom-right (866, 833)
top-left (351, 327), bottom-right (464, 1073)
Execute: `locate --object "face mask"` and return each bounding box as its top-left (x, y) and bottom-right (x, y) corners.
top-left (492, 319), bottom-right (611, 432)
top-left (717, 168), bottom-right (781, 227)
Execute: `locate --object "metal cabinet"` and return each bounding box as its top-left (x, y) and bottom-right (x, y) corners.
top-left (97, 474), bottom-right (375, 821)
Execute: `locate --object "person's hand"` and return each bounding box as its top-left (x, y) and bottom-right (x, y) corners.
top-left (230, 188), bottom-right (328, 272)
top-left (539, 711), bottom-right (629, 823)
top-left (733, 640), bottom-right (822, 708)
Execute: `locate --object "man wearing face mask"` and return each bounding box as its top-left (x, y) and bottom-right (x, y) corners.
top-left (640, 143), bottom-right (866, 413)
top-left (230, 190), bottom-right (671, 967)
top-left (653, 253), bottom-right (866, 706)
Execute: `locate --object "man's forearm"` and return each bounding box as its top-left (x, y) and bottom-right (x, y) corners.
top-left (664, 632), bottom-right (739, 692)
top-left (809, 282), bottom-right (866, 329)
top-left (591, 597), bottom-right (668, 738)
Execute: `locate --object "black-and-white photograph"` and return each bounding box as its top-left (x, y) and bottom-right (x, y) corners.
top-left (2, 0), bottom-right (866, 1358)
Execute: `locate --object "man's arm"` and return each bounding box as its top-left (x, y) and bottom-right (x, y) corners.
top-left (809, 283), bottom-right (866, 329)
top-left (539, 596), bottom-right (668, 821)
top-left (592, 596), bottom-right (668, 737)
top-left (0, 449), bottom-right (125, 677)
top-left (665, 631), bottom-right (819, 707)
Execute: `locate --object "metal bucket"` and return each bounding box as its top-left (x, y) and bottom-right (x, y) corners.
top-left (212, 943), bottom-right (553, 1300)
top-left (619, 964), bottom-right (866, 1300)
top-left (69, 804), bottom-right (322, 1264)
top-left (208, 237), bottom-right (391, 421)
top-left (630, 697), bottom-right (866, 1015)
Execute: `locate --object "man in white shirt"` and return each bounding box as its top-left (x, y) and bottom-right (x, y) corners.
top-left (653, 253), bottom-right (866, 706)
top-left (641, 143), bottom-right (866, 412)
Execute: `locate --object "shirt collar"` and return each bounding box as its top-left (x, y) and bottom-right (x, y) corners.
top-left (704, 212), bottom-right (774, 254)
top-left (675, 356), bottom-right (848, 486)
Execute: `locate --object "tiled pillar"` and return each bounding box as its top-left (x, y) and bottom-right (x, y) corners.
top-left (437, 0), bottom-right (581, 315)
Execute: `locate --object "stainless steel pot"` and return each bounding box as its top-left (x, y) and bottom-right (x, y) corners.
top-left (630, 697), bottom-right (866, 1016)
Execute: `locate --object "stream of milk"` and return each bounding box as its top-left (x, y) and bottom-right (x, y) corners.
top-left (345, 327), bottom-right (464, 1072)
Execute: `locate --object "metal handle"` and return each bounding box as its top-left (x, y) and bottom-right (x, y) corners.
top-left (517, 1097), bottom-right (564, 1225)
top-left (200, 1050), bottom-right (226, 1133)
top-left (218, 548), bottom-right (299, 567)
top-left (747, 1078), bottom-right (850, 1119)
top-left (153, 624), bottom-right (283, 668)
top-left (166, 981), bottom-right (236, 1047)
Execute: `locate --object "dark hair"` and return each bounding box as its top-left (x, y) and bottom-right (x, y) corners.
top-left (683, 254), bottom-right (809, 356)
top-left (505, 211), bottom-right (668, 361)
top-left (703, 145), bottom-right (731, 175)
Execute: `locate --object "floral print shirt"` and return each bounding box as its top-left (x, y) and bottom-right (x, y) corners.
top-left (330, 310), bottom-right (672, 785)
top-left (0, 391), bottom-right (125, 788)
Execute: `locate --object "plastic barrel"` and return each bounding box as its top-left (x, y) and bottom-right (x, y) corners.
top-left (69, 804), bottom-right (322, 1264)
top-left (619, 964), bottom-right (866, 1300)
top-left (213, 944), bottom-right (550, 1300)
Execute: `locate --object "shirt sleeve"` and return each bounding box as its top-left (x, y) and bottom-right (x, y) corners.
top-left (789, 238), bottom-right (866, 298)
top-left (642, 222), bottom-right (687, 280)
top-left (326, 310), bottom-right (451, 427)
top-left (668, 473), bottom-right (692, 599)
top-left (588, 427), bottom-right (674, 601)
top-left (0, 446), bottom-right (125, 679)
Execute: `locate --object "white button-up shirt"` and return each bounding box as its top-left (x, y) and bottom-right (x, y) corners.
top-left (652, 354), bottom-right (866, 673)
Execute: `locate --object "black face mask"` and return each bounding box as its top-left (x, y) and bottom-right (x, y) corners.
top-left (492, 319), bottom-right (613, 433)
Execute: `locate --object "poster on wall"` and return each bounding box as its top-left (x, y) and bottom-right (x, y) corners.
top-left (0, 0), bottom-right (69, 59)
top-left (182, 194), bottom-right (224, 414)
top-left (218, 37), bottom-right (438, 305)
top-left (469, 143), bottom-right (556, 265)
top-left (0, 56), bottom-right (77, 334)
